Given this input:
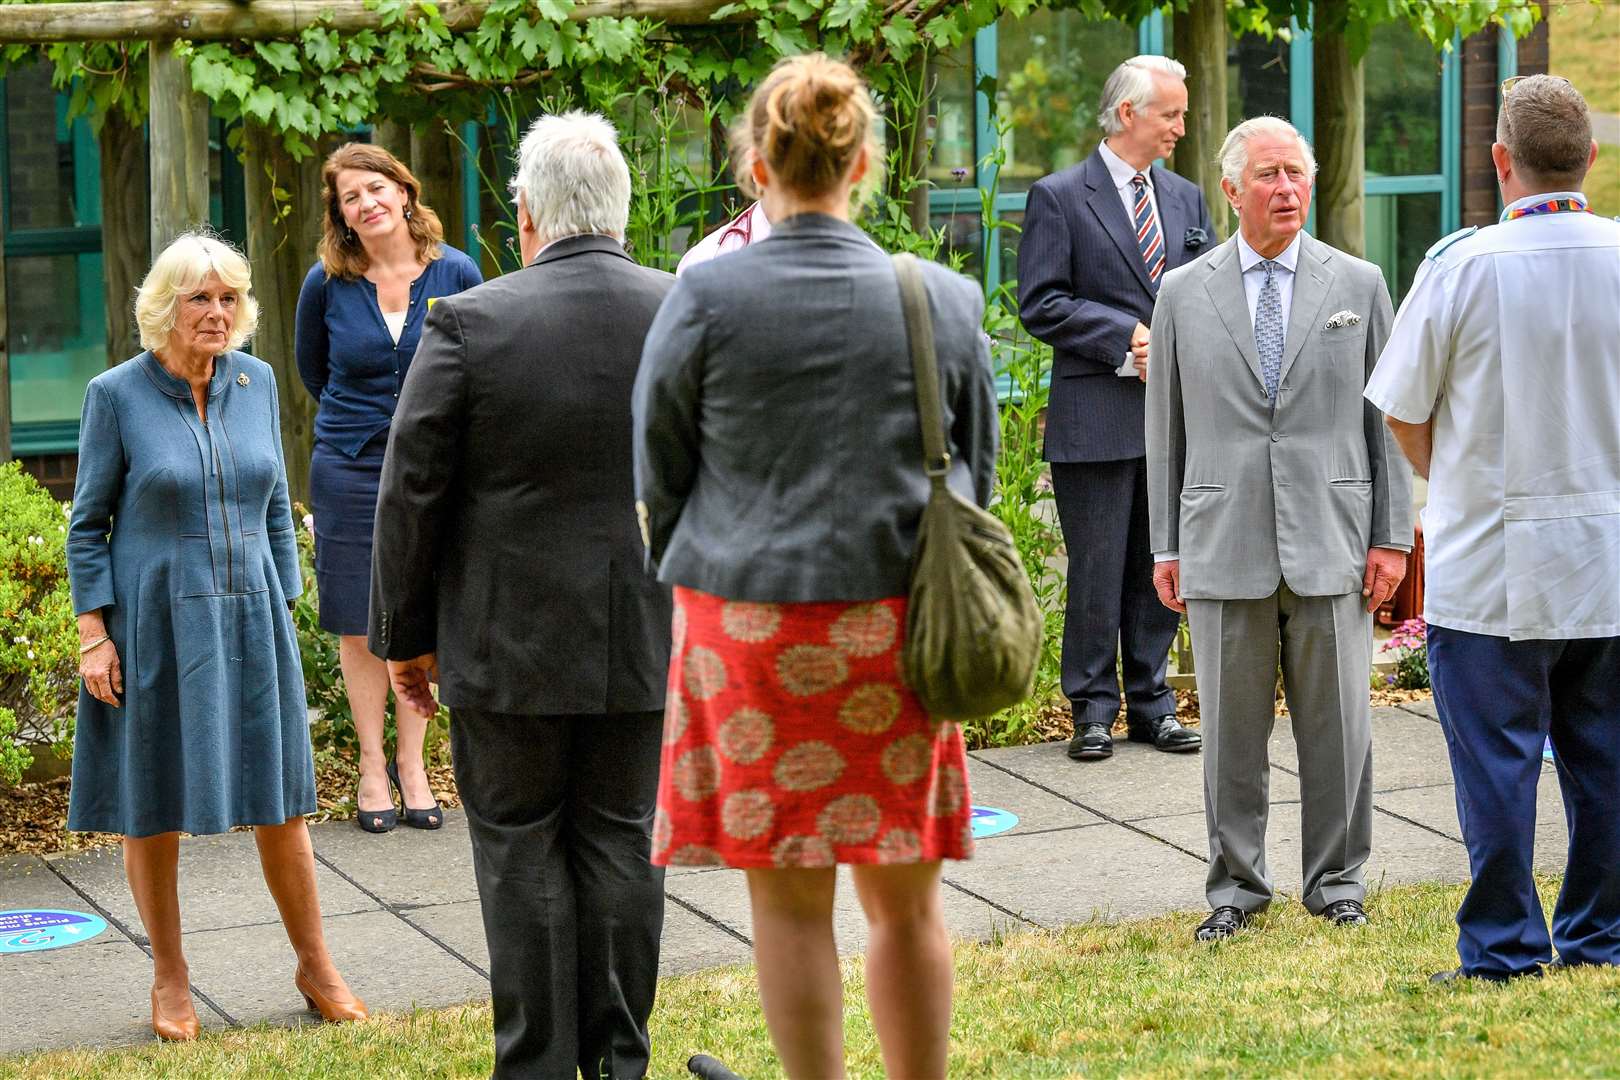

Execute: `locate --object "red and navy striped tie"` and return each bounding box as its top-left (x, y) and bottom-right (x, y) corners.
top-left (1131, 173), bottom-right (1165, 287)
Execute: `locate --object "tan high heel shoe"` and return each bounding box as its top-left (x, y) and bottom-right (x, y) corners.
top-left (151, 986), bottom-right (201, 1042)
top-left (294, 967), bottom-right (369, 1023)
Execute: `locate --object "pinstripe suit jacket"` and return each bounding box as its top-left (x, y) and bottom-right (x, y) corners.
top-left (1018, 148), bottom-right (1214, 462)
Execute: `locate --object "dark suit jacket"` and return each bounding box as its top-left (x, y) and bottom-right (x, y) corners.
top-left (633, 213), bottom-right (998, 603)
top-left (369, 235), bottom-right (675, 716)
top-left (1017, 149), bottom-right (1214, 463)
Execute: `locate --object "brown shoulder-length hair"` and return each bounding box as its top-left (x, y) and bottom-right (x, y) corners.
top-left (317, 142), bottom-right (445, 279)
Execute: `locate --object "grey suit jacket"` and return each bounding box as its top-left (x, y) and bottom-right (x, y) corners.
top-left (1145, 233), bottom-right (1413, 600)
top-left (632, 213), bottom-right (997, 603)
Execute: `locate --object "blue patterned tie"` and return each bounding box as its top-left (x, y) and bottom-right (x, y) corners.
top-left (1255, 259), bottom-right (1284, 400)
top-left (1130, 174), bottom-right (1165, 287)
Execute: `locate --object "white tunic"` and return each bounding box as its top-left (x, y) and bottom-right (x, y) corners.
top-left (1364, 192), bottom-right (1620, 640)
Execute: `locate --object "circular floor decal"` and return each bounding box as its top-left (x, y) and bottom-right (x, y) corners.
top-left (0, 910), bottom-right (109, 953)
top-left (970, 805), bottom-right (1019, 839)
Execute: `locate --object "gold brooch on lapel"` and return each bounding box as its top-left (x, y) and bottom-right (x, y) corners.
top-left (237, 372), bottom-right (250, 387)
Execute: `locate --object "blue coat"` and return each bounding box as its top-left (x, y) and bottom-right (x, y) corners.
top-left (65, 352), bottom-right (314, 837)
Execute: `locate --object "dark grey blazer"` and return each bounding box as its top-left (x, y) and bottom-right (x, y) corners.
top-left (632, 213), bottom-right (997, 603)
top-left (369, 235), bottom-right (675, 715)
top-left (1017, 149), bottom-right (1214, 462)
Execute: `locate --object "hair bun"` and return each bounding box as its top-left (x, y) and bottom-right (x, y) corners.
top-left (738, 54), bottom-right (877, 201)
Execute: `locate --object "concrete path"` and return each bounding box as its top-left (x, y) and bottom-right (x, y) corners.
top-left (0, 702), bottom-right (1569, 1057)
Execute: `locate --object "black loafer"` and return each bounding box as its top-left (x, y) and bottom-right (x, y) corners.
top-left (1127, 714), bottom-right (1201, 752)
top-left (1067, 721), bottom-right (1114, 761)
top-left (1429, 966), bottom-right (1541, 985)
top-left (1321, 898), bottom-right (1369, 926)
top-left (1196, 906), bottom-right (1252, 941)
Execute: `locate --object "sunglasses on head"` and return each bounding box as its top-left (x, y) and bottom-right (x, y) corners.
top-left (1500, 74), bottom-right (1573, 97)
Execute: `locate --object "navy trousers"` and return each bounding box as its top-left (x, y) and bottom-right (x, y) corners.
top-left (1427, 625), bottom-right (1620, 977)
top-left (1050, 458), bottom-right (1181, 729)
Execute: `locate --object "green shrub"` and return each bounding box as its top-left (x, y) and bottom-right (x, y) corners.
top-left (0, 463), bottom-right (78, 785)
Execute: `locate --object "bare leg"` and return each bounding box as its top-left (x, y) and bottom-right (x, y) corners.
top-left (851, 861), bottom-right (952, 1080)
top-left (338, 635), bottom-right (392, 813)
top-left (745, 867), bottom-right (844, 1080)
top-left (254, 817), bottom-right (357, 1003)
top-left (123, 832), bottom-right (197, 1024)
top-left (391, 695), bottom-right (437, 810)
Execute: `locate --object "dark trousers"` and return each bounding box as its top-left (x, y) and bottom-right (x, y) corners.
top-left (451, 708), bottom-right (666, 1079)
top-left (1050, 457), bottom-right (1181, 729)
top-left (1427, 626), bottom-right (1620, 976)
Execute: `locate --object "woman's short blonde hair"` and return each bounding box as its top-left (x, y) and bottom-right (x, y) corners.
top-left (136, 232), bottom-right (259, 353)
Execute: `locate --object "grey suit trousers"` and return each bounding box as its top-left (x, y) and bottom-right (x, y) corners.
top-left (1187, 585), bottom-right (1373, 915)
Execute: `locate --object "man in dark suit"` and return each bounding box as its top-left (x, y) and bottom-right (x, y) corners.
top-left (1018, 55), bottom-right (1214, 763)
top-left (370, 111), bottom-right (674, 1079)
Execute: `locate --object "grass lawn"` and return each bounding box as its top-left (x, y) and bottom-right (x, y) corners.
top-left (5, 878), bottom-right (1619, 1079)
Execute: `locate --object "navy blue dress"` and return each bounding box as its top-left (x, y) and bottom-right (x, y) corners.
top-left (294, 246), bottom-right (482, 634)
top-left (66, 353), bottom-right (313, 837)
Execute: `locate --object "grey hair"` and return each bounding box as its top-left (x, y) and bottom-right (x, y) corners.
top-left (509, 110), bottom-right (631, 243)
top-left (1097, 55), bottom-right (1188, 136)
top-left (1218, 116), bottom-right (1318, 190)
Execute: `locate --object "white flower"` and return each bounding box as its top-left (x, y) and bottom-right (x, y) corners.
top-left (26, 650), bottom-right (35, 660)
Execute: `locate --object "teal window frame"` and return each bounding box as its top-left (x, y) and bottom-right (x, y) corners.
top-left (929, 12), bottom-right (1464, 295)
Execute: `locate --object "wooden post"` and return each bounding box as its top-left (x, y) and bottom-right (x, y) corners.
top-left (0, 219), bottom-right (10, 464)
top-left (99, 111), bottom-right (151, 366)
top-left (370, 118), bottom-right (411, 163)
top-left (1173, 0), bottom-right (1230, 240)
top-left (1313, 0), bottom-right (1366, 257)
top-left (412, 120), bottom-right (465, 255)
top-left (241, 123), bottom-right (322, 508)
top-left (147, 40), bottom-right (210, 254)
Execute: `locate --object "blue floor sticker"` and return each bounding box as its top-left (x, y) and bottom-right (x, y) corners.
top-left (970, 805), bottom-right (1019, 839)
top-left (0, 910), bottom-right (109, 953)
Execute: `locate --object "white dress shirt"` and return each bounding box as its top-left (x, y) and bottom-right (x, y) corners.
top-left (1098, 140), bottom-right (1166, 378)
top-left (1364, 191), bottom-right (1620, 639)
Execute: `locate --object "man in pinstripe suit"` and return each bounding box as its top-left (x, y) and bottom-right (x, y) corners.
top-left (1018, 55), bottom-right (1214, 763)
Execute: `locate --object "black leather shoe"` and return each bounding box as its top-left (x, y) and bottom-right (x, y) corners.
top-left (1320, 898), bottom-right (1369, 926)
top-left (1429, 966), bottom-right (1540, 985)
top-left (1127, 714), bottom-right (1202, 752)
top-left (1195, 906), bottom-right (1252, 941)
top-left (1067, 721), bottom-right (1114, 761)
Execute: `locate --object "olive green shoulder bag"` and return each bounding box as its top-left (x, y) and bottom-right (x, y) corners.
top-left (892, 253), bottom-right (1042, 721)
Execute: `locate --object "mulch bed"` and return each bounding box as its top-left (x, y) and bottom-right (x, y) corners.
top-left (3, 689), bottom-right (1434, 858)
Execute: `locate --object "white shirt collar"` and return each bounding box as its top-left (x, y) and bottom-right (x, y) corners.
top-left (1235, 229), bottom-right (1303, 274)
top-left (1098, 140), bottom-right (1155, 193)
top-left (1499, 190), bottom-right (1588, 223)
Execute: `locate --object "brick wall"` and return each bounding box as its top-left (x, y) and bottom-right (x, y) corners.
top-left (18, 453), bottom-right (77, 502)
top-left (1458, 5), bottom-right (1552, 228)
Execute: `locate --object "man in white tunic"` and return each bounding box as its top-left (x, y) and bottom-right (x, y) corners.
top-left (1365, 74), bottom-right (1620, 983)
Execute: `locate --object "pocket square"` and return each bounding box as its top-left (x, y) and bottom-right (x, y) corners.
top-left (1324, 309), bottom-right (1362, 329)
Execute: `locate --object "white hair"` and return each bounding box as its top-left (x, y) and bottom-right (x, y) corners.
top-left (136, 231), bottom-right (258, 353)
top-left (1218, 116), bottom-right (1318, 190)
top-left (1097, 55), bottom-right (1188, 136)
top-left (509, 110), bottom-right (631, 243)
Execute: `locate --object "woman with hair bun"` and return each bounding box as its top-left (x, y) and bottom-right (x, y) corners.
top-left (634, 54), bottom-right (997, 1079)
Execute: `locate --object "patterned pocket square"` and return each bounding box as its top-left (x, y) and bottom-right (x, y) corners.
top-left (1324, 309), bottom-right (1363, 329)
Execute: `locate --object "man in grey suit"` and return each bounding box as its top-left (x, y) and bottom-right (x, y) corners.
top-left (371, 112), bottom-right (673, 1077)
top-left (1145, 116), bottom-right (1413, 941)
top-left (1018, 56), bottom-right (1212, 763)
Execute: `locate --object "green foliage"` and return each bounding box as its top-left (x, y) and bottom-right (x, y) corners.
top-left (290, 505), bottom-right (450, 765)
top-left (1250, 0), bottom-right (1542, 61)
top-left (1379, 618), bottom-right (1430, 690)
top-left (0, 463), bottom-right (78, 785)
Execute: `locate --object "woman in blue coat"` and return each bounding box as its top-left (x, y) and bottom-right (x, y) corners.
top-left (295, 143), bottom-right (482, 833)
top-left (70, 233), bottom-right (367, 1041)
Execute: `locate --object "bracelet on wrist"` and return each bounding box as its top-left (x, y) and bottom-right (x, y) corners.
top-left (78, 635), bottom-right (111, 654)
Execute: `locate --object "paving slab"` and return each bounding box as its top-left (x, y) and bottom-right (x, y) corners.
top-left (942, 822), bottom-right (1208, 927)
top-left (658, 899), bottom-right (755, 976)
top-left (397, 900), bottom-right (492, 976)
top-left (2, 853), bottom-right (102, 912)
top-left (974, 740), bottom-right (1301, 823)
top-left (1375, 772), bottom-right (1571, 874)
top-left (310, 811), bottom-right (479, 908)
top-left (665, 864), bottom-right (1026, 959)
top-left (1397, 698), bottom-right (1440, 721)
top-left (45, 833), bottom-right (376, 937)
top-left (183, 908), bottom-right (488, 1026)
top-left (962, 756), bottom-right (1104, 834)
top-left (1264, 708), bottom-right (1457, 793)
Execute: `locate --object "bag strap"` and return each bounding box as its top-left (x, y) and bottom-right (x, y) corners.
top-left (891, 253), bottom-right (951, 488)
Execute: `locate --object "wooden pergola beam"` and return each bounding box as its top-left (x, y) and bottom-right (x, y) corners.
top-left (0, 0), bottom-right (736, 45)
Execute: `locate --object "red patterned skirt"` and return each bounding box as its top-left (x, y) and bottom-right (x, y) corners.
top-left (652, 587), bottom-right (975, 869)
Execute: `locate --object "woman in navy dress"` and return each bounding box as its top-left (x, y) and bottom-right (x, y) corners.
top-left (70, 233), bottom-right (367, 1040)
top-left (295, 144), bottom-right (482, 833)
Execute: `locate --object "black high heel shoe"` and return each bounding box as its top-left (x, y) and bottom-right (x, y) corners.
top-left (387, 760), bottom-right (444, 830)
top-left (356, 773), bottom-right (397, 834)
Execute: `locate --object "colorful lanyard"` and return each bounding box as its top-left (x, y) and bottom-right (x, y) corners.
top-left (1503, 197), bottom-right (1591, 221)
